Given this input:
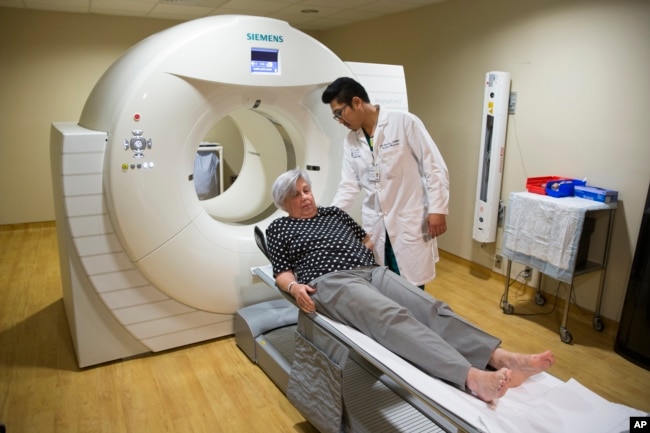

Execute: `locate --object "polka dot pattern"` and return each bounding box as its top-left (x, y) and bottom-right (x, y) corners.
top-left (267, 206), bottom-right (376, 283)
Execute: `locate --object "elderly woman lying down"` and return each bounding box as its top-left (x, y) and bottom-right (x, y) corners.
top-left (265, 168), bottom-right (555, 403)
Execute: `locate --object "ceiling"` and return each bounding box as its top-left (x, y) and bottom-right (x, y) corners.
top-left (0, 0), bottom-right (448, 31)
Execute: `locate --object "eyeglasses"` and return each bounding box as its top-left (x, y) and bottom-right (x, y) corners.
top-left (332, 104), bottom-right (349, 121)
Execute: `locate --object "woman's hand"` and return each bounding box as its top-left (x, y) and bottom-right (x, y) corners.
top-left (276, 271), bottom-right (317, 314)
top-left (291, 283), bottom-right (317, 314)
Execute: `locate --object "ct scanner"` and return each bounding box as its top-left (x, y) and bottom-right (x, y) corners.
top-left (50, 15), bottom-right (407, 370)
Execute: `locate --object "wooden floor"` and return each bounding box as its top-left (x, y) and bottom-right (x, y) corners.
top-left (1, 222), bottom-right (648, 433)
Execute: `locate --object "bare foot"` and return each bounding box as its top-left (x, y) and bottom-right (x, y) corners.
top-left (490, 349), bottom-right (555, 387)
top-left (466, 367), bottom-right (511, 403)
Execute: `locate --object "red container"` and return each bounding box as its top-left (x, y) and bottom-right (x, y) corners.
top-left (526, 176), bottom-right (570, 195)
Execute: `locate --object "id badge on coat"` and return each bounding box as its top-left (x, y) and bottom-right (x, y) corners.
top-left (367, 164), bottom-right (380, 182)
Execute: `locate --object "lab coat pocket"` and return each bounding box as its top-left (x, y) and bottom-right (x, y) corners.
top-left (397, 207), bottom-right (428, 243)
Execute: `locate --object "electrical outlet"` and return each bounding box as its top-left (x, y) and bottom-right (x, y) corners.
top-left (494, 255), bottom-right (502, 269)
top-left (522, 266), bottom-right (532, 279)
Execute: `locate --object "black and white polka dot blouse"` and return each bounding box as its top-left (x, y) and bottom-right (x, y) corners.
top-left (266, 206), bottom-right (377, 284)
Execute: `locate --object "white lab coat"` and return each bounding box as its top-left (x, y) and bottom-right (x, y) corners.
top-left (332, 106), bottom-right (449, 286)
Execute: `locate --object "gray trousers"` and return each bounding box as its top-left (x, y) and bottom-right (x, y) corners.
top-left (309, 266), bottom-right (501, 389)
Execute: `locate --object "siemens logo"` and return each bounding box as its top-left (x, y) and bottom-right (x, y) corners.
top-left (246, 33), bottom-right (284, 43)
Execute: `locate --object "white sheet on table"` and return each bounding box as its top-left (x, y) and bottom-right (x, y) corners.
top-left (319, 315), bottom-right (644, 433)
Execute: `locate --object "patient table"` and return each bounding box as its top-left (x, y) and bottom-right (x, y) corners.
top-left (237, 265), bottom-right (458, 433)
top-left (235, 231), bottom-right (644, 433)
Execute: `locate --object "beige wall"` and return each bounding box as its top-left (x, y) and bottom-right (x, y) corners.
top-left (319, 0), bottom-right (650, 321)
top-left (0, 9), bottom-right (179, 223)
top-left (1, 1), bottom-right (648, 321)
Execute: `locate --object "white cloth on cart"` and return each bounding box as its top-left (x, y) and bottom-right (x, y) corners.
top-left (502, 192), bottom-right (612, 283)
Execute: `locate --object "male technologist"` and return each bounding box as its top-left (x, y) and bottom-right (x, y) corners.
top-left (322, 77), bottom-right (449, 289)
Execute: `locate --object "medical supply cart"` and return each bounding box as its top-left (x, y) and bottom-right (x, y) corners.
top-left (500, 192), bottom-right (617, 344)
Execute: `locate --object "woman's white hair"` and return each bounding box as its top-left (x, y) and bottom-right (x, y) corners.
top-left (271, 168), bottom-right (312, 211)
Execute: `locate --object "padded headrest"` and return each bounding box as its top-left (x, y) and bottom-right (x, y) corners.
top-left (254, 226), bottom-right (270, 260)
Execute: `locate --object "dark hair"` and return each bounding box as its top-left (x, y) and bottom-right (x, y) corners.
top-left (321, 77), bottom-right (370, 105)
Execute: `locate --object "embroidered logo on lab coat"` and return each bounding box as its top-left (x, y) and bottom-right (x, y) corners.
top-left (380, 139), bottom-right (400, 150)
top-left (351, 148), bottom-right (361, 158)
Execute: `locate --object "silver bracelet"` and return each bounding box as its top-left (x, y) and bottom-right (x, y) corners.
top-left (287, 281), bottom-right (297, 294)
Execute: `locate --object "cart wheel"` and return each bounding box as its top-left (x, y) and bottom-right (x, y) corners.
top-left (593, 316), bottom-right (604, 332)
top-left (534, 293), bottom-right (546, 306)
top-left (560, 327), bottom-right (573, 344)
top-left (501, 303), bottom-right (514, 315)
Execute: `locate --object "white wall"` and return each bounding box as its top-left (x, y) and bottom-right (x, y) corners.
top-left (319, 0), bottom-right (650, 321)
